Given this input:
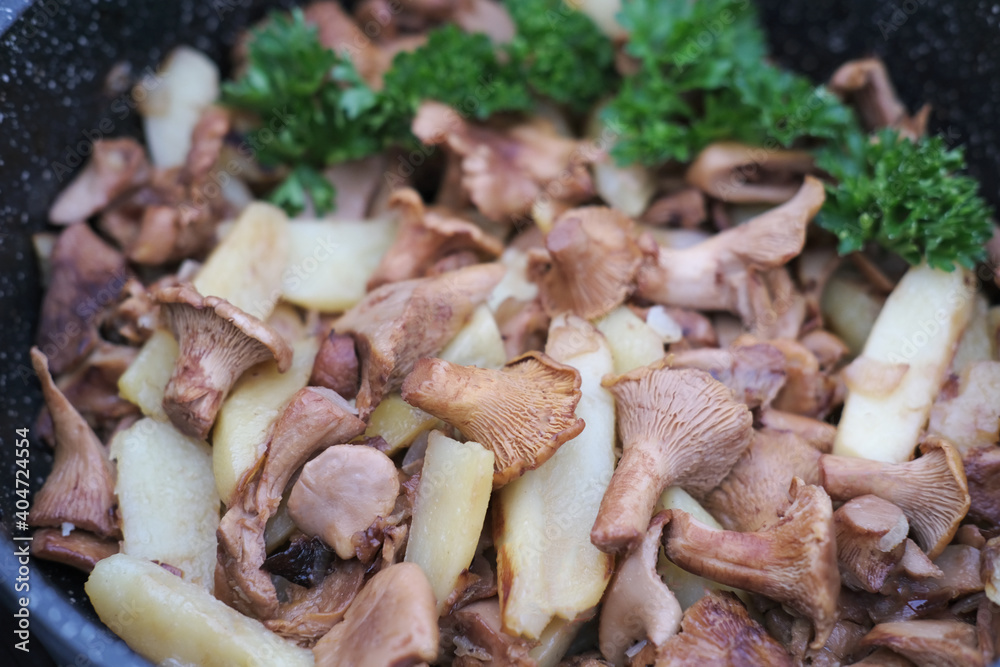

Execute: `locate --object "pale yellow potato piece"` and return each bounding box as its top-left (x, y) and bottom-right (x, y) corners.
top-left (438, 305), bottom-right (507, 369)
top-left (117, 328), bottom-right (178, 421)
top-left (496, 315), bottom-right (616, 638)
top-left (281, 218), bottom-right (397, 313)
top-left (952, 293), bottom-right (994, 373)
top-left (362, 394), bottom-right (439, 456)
top-left (405, 431), bottom-right (494, 614)
top-left (487, 247), bottom-right (538, 312)
top-left (86, 554), bottom-right (312, 667)
top-left (193, 202), bottom-right (290, 319)
top-left (595, 305), bottom-right (666, 374)
top-left (141, 47), bottom-right (219, 168)
top-left (213, 337), bottom-right (320, 505)
top-left (530, 617), bottom-right (587, 667)
top-left (821, 272), bottom-right (886, 356)
top-left (833, 264), bottom-right (975, 463)
top-left (656, 487), bottom-right (744, 610)
top-left (110, 418), bottom-right (219, 591)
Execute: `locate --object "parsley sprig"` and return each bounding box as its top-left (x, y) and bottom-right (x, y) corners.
top-left (816, 129), bottom-right (994, 271)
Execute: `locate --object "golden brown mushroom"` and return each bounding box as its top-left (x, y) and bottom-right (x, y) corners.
top-left (859, 620), bottom-right (983, 667)
top-left (527, 206), bottom-right (646, 320)
top-left (28, 348), bottom-right (119, 538)
top-left (336, 262), bottom-right (505, 420)
top-left (412, 101), bottom-right (594, 223)
top-left (685, 142), bottom-right (815, 204)
top-left (757, 409), bottom-right (838, 453)
top-left (367, 187), bottom-right (504, 289)
top-left (592, 363), bottom-right (753, 553)
top-left (287, 445), bottom-right (400, 559)
top-left (829, 58), bottom-right (930, 139)
top-left (308, 332), bottom-right (360, 400)
top-left (701, 429), bottom-right (822, 532)
top-left (598, 512), bottom-right (682, 666)
top-left (653, 592), bottom-right (795, 666)
top-left (312, 562), bottom-right (439, 667)
top-left (401, 352), bottom-right (583, 486)
top-left (445, 599), bottom-right (536, 667)
top-left (819, 438), bottom-right (970, 558)
top-left (31, 528), bottom-right (119, 573)
top-left (155, 284), bottom-right (293, 439)
top-left (834, 495), bottom-right (911, 594)
top-left (636, 177), bottom-right (825, 335)
top-left (964, 446), bottom-right (1000, 528)
top-left (662, 479), bottom-right (840, 649)
top-left (36, 223), bottom-right (128, 375)
top-left (265, 558), bottom-right (366, 647)
top-left (217, 387), bottom-right (367, 618)
top-left (668, 341), bottom-right (787, 409)
top-left (48, 138), bottom-right (151, 224)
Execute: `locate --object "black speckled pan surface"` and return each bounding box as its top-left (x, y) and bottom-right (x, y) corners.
top-left (0, 1), bottom-right (998, 664)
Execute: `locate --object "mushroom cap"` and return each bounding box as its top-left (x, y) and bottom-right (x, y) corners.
top-left (598, 512), bottom-right (682, 666)
top-left (529, 206), bottom-right (645, 320)
top-left (265, 557), bottom-right (366, 647)
top-left (312, 562), bottom-right (439, 666)
top-left (859, 620), bottom-right (983, 667)
top-left (401, 352), bottom-right (584, 487)
top-left (591, 363), bottom-right (753, 553)
top-left (28, 348), bottom-right (119, 538)
top-left (337, 262), bottom-right (505, 420)
top-left (31, 527), bottom-right (119, 573)
top-left (156, 283), bottom-right (293, 439)
top-left (367, 187), bottom-right (504, 290)
top-left (703, 429), bottom-right (822, 532)
top-left (663, 479), bottom-right (840, 650)
top-left (834, 495), bottom-right (909, 593)
top-left (668, 342), bottom-right (787, 409)
top-left (216, 386), bottom-right (367, 619)
top-left (819, 437), bottom-right (970, 559)
top-left (287, 445), bottom-right (400, 559)
top-left (685, 142), bottom-right (815, 204)
top-left (604, 363), bottom-right (754, 497)
top-left (654, 592), bottom-right (795, 666)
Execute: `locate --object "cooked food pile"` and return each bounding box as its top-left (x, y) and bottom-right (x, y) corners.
top-left (25, 1), bottom-right (1000, 665)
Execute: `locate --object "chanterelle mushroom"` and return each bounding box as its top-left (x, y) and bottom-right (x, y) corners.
top-left (31, 527), bottom-right (119, 573)
top-left (155, 283), bottom-right (293, 439)
top-left (591, 363), bottom-right (753, 553)
top-left (28, 348), bottom-right (119, 538)
top-left (653, 591), bottom-right (795, 666)
top-left (287, 444), bottom-right (400, 560)
top-left (702, 429), bottom-right (822, 532)
top-left (336, 262), bottom-right (505, 420)
top-left (662, 479), bottom-right (840, 649)
top-left (829, 58), bottom-right (929, 139)
top-left (312, 562), bottom-right (439, 667)
top-left (859, 620), bottom-right (984, 667)
top-left (527, 206), bottom-right (647, 320)
top-left (36, 222), bottom-right (127, 375)
top-left (412, 101), bottom-right (594, 223)
top-left (598, 512), bottom-right (682, 666)
top-left (48, 138), bottom-right (151, 224)
top-left (685, 142), bottom-right (815, 204)
top-left (834, 495), bottom-right (910, 593)
top-left (668, 341), bottom-right (787, 409)
top-left (819, 438), bottom-right (970, 558)
top-left (367, 187), bottom-right (504, 289)
top-left (217, 387), bottom-right (367, 618)
top-left (401, 352), bottom-right (584, 486)
top-left (635, 177), bottom-right (824, 333)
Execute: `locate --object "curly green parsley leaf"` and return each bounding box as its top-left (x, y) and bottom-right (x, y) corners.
top-left (222, 10), bottom-right (410, 213)
top-left (816, 129), bottom-right (994, 271)
top-left (505, 0), bottom-right (618, 111)
top-left (606, 0), bottom-right (855, 165)
top-left (382, 25), bottom-right (533, 120)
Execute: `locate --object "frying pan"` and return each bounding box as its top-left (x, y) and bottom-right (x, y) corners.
top-left (1, 1), bottom-right (997, 664)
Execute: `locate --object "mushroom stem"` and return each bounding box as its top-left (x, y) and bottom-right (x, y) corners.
top-left (591, 443), bottom-right (667, 550)
top-left (819, 438), bottom-right (970, 558)
top-left (662, 479), bottom-right (840, 650)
